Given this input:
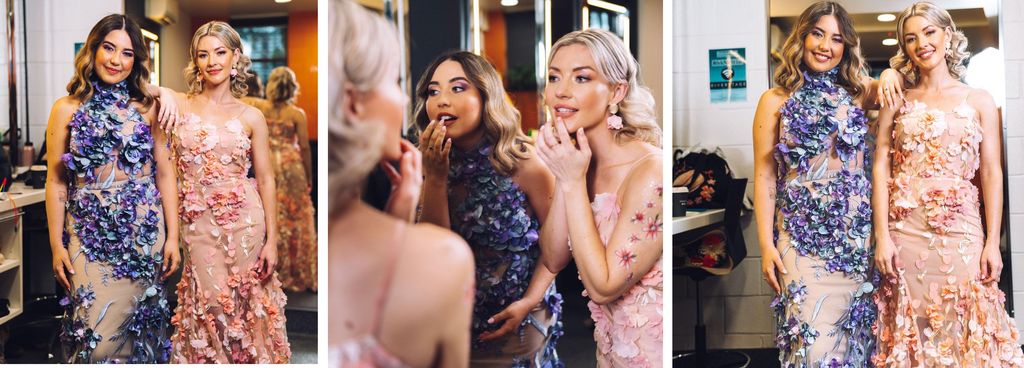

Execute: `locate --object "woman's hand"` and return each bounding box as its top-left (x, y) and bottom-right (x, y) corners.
top-left (536, 118), bottom-right (591, 190)
top-left (877, 69), bottom-right (905, 109)
top-left (761, 247), bottom-right (787, 294)
top-left (478, 299), bottom-right (533, 341)
top-left (257, 241), bottom-right (279, 282)
top-left (420, 120), bottom-right (452, 181)
top-left (161, 238), bottom-right (181, 279)
top-left (52, 246), bottom-right (75, 291)
top-left (980, 241), bottom-right (1003, 284)
top-left (875, 235), bottom-right (899, 279)
top-left (156, 87), bottom-right (181, 133)
top-left (383, 139), bottom-right (424, 223)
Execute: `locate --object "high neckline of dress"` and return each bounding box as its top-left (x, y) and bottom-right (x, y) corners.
top-left (450, 135), bottom-right (492, 159)
top-left (801, 66), bottom-right (840, 93)
top-left (92, 80), bottom-right (129, 94)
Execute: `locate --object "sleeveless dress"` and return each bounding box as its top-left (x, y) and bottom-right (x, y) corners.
top-left (873, 93), bottom-right (1024, 367)
top-left (168, 102), bottom-right (291, 363)
top-left (329, 222), bottom-right (411, 368)
top-left (447, 138), bottom-right (562, 367)
top-left (586, 152), bottom-right (664, 367)
top-left (771, 68), bottom-right (876, 367)
top-left (58, 80), bottom-right (172, 363)
top-left (267, 116), bottom-right (317, 292)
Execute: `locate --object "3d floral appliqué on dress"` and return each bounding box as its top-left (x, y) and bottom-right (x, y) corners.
top-left (587, 158), bottom-right (664, 368)
top-left (169, 108), bottom-right (291, 363)
top-left (267, 118), bottom-right (317, 292)
top-left (873, 96), bottom-right (1023, 367)
top-left (771, 68), bottom-right (876, 367)
top-left (59, 81), bottom-right (172, 363)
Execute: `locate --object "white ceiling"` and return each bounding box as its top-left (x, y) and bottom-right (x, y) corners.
top-left (770, 0), bottom-right (999, 18)
top-left (176, 0), bottom-right (318, 18)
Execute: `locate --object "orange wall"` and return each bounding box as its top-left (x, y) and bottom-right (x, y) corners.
top-left (288, 12), bottom-right (319, 140)
top-left (483, 12), bottom-right (507, 75)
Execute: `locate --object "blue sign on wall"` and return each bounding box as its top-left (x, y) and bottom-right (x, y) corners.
top-left (709, 48), bottom-right (747, 103)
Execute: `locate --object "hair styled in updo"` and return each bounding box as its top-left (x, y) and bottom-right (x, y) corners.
top-left (890, 2), bottom-right (970, 86)
top-left (184, 21), bottom-right (254, 98)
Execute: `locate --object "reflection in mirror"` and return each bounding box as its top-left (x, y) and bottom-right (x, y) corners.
top-left (476, 0), bottom-right (544, 133)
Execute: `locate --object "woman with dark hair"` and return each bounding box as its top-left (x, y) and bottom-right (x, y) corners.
top-left (163, 21), bottom-right (290, 363)
top-left (872, 2), bottom-right (1024, 366)
top-left (45, 13), bottom-right (181, 363)
top-left (413, 50), bottom-right (562, 366)
top-left (752, 1), bottom-right (885, 365)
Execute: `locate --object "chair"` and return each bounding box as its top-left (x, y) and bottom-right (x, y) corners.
top-left (673, 177), bottom-right (750, 368)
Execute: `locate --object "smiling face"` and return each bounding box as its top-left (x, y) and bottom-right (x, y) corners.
top-left (802, 15), bottom-right (845, 73)
top-left (424, 60), bottom-right (484, 141)
top-left (901, 15), bottom-right (951, 72)
top-left (93, 29), bottom-right (135, 85)
top-left (545, 43), bottom-right (621, 132)
top-left (195, 35), bottom-right (239, 86)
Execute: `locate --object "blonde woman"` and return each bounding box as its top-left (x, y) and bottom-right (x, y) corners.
top-left (163, 21), bottom-right (290, 363)
top-left (872, 2), bottom-right (1024, 366)
top-left (260, 66), bottom-right (317, 292)
top-left (535, 28), bottom-right (664, 366)
top-left (413, 50), bottom-right (562, 366)
top-left (330, 1), bottom-right (474, 367)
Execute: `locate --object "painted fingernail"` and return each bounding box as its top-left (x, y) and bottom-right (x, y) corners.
top-left (487, 318), bottom-right (495, 324)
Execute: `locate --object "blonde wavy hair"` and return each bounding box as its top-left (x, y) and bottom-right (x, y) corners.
top-left (890, 2), bottom-right (970, 86)
top-left (184, 21), bottom-right (254, 98)
top-left (412, 50), bottom-right (532, 176)
top-left (773, 1), bottom-right (867, 100)
top-left (67, 14), bottom-right (155, 111)
top-left (329, 0), bottom-right (395, 216)
top-left (547, 29), bottom-right (661, 148)
top-left (267, 66), bottom-right (299, 105)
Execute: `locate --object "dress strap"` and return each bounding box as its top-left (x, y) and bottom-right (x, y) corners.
top-left (613, 151), bottom-right (662, 194)
top-left (370, 220), bottom-right (406, 337)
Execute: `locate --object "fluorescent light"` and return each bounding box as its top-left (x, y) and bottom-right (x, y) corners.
top-left (588, 0), bottom-right (627, 14)
top-left (275, 0), bottom-right (291, 3)
top-left (583, 6), bottom-right (589, 29)
top-left (141, 29), bottom-right (158, 40)
top-left (501, 0), bottom-right (518, 5)
top-left (877, 13), bottom-right (896, 22)
top-left (882, 38), bottom-right (898, 46)
top-left (473, 0), bottom-right (480, 54)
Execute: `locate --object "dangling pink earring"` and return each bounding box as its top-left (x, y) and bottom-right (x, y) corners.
top-left (197, 75), bottom-right (203, 82)
top-left (231, 66), bottom-right (238, 78)
top-left (607, 103), bottom-right (623, 130)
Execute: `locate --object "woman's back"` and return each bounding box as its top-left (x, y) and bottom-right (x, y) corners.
top-left (330, 204), bottom-right (474, 368)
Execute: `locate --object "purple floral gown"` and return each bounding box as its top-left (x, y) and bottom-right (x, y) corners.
top-left (59, 80), bottom-right (172, 363)
top-left (447, 137), bottom-right (562, 367)
top-left (770, 67), bottom-right (876, 367)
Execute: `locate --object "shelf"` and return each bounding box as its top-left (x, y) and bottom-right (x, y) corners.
top-left (0, 306), bottom-right (21, 326)
top-left (0, 259), bottom-right (19, 274)
top-left (672, 209), bottom-right (726, 234)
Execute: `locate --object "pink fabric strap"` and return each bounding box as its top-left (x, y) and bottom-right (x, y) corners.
top-left (370, 220), bottom-right (406, 337)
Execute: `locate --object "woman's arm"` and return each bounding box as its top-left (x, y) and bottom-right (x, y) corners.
top-left (292, 107), bottom-right (314, 190)
top-left (45, 97), bottom-right (77, 290)
top-left (417, 121), bottom-right (452, 229)
top-left (535, 129), bottom-right (572, 272)
top-left (144, 84), bottom-right (181, 131)
top-left (973, 89), bottom-right (1004, 283)
top-left (151, 119), bottom-right (181, 278)
top-left (872, 100), bottom-right (901, 278)
top-left (245, 108), bottom-right (280, 280)
top-left (752, 89), bottom-right (786, 293)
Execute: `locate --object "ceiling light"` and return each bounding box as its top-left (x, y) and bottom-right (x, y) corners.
top-left (877, 14), bottom-right (896, 22)
top-left (275, 0), bottom-right (291, 3)
top-left (501, 0), bottom-right (519, 5)
top-left (882, 38), bottom-right (898, 46)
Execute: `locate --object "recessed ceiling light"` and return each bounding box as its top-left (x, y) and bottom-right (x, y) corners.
top-left (501, 0), bottom-right (519, 5)
top-left (878, 14), bottom-right (896, 22)
top-left (275, 0), bottom-right (291, 3)
top-left (882, 38), bottom-right (898, 46)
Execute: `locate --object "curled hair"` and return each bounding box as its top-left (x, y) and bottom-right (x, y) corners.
top-left (412, 50), bottom-right (531, 176)
top-left (890, 2), bottom-right (970, 86)
top-left (548, 29), bottom-right (661, 147)
top-left (773, 1), bottom-right (867, 99)
top-left (267, 66), bottom-right (299, 105)
top-left (184, 21), bottom-right (253, 98)
top-left (67, 14), bottom-right (155, 111)
top-left (245, 69), bottom-right (264, 98)
top-left (329, 0), bottom-right (397, 215)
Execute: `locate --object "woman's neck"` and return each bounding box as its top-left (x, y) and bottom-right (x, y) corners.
top-left (451, 124), bottom-right (486, 153)
top-left (585, 122), bottom-right (628, 169)
top-left (915, 63), bottom-right (957, 92)
top-left (200, 79), bottom-right (236, 104)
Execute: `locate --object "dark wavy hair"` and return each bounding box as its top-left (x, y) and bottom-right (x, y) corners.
top-left (773, 1), bottom-right (867, 100)
top-left (67, 14), bottom-right (154, 110)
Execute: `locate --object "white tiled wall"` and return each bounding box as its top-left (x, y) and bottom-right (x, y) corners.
top-left (673, 0), bottom-right (773, 351)
top-left (675, 0), bottom-right (1024, 350)
top-left (24, 0), bottom-right (123, 147)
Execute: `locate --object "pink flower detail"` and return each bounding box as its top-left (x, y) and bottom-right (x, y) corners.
top-left (643, 216), bottom-right (662, 240)
top-left (631, 210), bottom-right (646, 224)
top-left (616, 247), bottom-right (637, 269)
top-left (628, 233), bottom-right (641, 244)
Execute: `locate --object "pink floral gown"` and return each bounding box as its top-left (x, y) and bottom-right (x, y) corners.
top-left (168, 105), bottom-right (291, 363)
top-left (874, 94), bottom-right (1024, 367)
top-left (267, 118), bottom-right (317, 292)
top-left (585, 153), bottom-right (664, 367)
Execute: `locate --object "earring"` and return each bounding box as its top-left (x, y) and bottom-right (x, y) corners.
top-left (945, 42), bottom-right (953, 58)
top-left (197, 75), bottom-right (203, 82)
top-left (231, 65), bottom-right (238, 77)
top-left (607, 103), bottom-right (623, 130)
